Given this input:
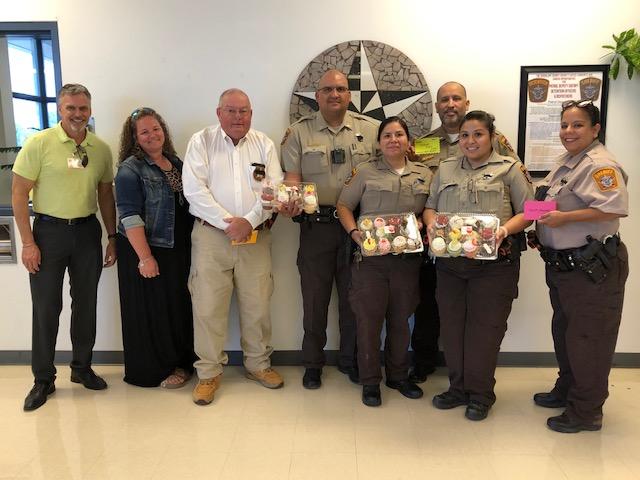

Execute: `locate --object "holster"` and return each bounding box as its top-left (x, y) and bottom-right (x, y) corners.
top-left (541, 234), bottom-right (620, 284)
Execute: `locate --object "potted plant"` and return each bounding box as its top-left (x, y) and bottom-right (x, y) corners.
top-left (602, 28), bottom-right (640, 79)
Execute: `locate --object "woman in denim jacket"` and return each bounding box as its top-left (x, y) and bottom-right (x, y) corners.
top-left (114, 108), bottom-right (196, 388)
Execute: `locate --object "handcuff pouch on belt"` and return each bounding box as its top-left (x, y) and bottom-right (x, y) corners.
top-left (541, 234), bottom-right (619, 284)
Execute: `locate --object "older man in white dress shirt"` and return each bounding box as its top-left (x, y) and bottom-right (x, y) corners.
top-left (183, 88), bottom-right (284, 406)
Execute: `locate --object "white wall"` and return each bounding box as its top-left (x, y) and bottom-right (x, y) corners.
top-left (1, 0), bottom-right (638, 353)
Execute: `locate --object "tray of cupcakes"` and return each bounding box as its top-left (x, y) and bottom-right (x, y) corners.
top-left (263, 182), bottom-right (319, 214)
top-left (428, 213), bottom-right (500, 260)
top-left (357, 213), bottom-right (424, 256)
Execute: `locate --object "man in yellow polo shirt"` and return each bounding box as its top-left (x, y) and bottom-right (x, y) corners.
top-left (12, 83), bottom-right (117, 411)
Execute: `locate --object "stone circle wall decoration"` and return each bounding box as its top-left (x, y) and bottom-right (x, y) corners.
top-left (289, 40), bottom-right (433, 139)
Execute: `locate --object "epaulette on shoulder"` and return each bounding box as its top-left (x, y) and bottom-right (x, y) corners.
top-left (350, 112), bottom-right (379, 124)
top-left (293, 114), bottom-right (316, 125)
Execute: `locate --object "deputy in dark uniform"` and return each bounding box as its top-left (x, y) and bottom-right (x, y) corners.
top-left (410, 82), bottom-right (519, 383)
top-left (531, 100), bottom-right (629, 433)
top-left (337, 116), bottom-right (431, 407)
top-left (424, 110), bottom-right (533, 421)
top-left (280, 69), bottom-right (379, 389)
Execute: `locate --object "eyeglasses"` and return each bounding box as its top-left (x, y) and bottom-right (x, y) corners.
top-left (561, 99), bottom-right (593, 110)
top-left (318, 86), bottom-right (349, 94)
top-left (221, 107), bottom-right (251, 117)
top-left (75, 144), bottom-right (89, 168)
top-left (251, 162), bottom-right (266, 181)
top-left (130, 107), bottom-right (156, 120)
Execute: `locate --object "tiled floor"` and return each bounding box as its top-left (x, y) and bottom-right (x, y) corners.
top-left (2, 365), bottom-right (639, 479)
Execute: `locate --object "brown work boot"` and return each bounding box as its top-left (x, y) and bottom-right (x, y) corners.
top-left (192, 375), bottom-right (221, 405)
top-left (245, 367), bottom-right (284, 389)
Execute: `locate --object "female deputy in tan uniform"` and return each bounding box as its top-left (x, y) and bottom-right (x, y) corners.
top-left (424, 110), bottom-right (533, 421)
top-left (337, 116), bottom-right (432, 407)
top-left (530, 100), bottom-right (629, 434)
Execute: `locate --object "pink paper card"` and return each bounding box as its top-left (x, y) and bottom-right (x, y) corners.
top-left (524, 200), bottom-right (557, 220)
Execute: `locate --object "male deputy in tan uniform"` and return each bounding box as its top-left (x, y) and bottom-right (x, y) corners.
top-left (280, 69), bottom-right (379, 389)
top-left (410, 81), bottom-right (519, 383)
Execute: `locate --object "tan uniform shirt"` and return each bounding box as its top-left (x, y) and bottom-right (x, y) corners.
top-left (338, 155), bottom-right (432, 217)
top-left (426, 150), bottom-right (533, 225)
top-left (536, 141), bottom-right (628, 250)
top-left (281, 111), bottom-right (379, 206)
top-left (415, 125), bottom-right (518, 172)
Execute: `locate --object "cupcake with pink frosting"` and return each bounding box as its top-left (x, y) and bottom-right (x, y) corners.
top-left (378, 237), bottom-right (391, 254)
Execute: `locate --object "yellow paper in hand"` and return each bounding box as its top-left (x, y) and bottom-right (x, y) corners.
top-left (414, 138), bottom-right (441, 155)
top-left (232, 230), bottom-right (258, 245)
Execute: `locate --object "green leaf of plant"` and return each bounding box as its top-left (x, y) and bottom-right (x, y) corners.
top-left (620, 29), bottom-right (633, 43)
top-left (627, 62), bottom-right (634, 79)
top-left (611, 56), bottom-right (620, 79)
top-left (602, 44), bottom-right (615, 50)
top-left (627, 52), bottom-right (640, 69)
top-left (613, 33), bottom-right (620, 44)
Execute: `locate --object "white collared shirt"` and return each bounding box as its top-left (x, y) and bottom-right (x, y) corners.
top-left (182, 125), bottom-right (283, 230)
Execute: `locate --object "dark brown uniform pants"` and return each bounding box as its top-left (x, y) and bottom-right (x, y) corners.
top-left (545, 242), bottom-right (628, 424)
top-left (349, 255), bottom-right (422, 385)
top-left (298, 221), bottom-right (356, 369)
top-left (411, 258), bottom-right (440, 370)
top-left (436, 257), bottom-right (520, 406)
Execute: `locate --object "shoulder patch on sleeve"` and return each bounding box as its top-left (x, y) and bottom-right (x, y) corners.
top-left (280, 128), bottom-right (292, 146)
top-left (344, 167), bottom-right (358, 186)
top-left (592, 168), bottom-right (619, 191)
top-left (497, 134), bottom-right (515, 154)
top-left (519, 163), bottom-right (532, 184)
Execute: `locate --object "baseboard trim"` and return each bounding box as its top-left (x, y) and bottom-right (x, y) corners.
top-left (1, 350), bottom-right (639, 367)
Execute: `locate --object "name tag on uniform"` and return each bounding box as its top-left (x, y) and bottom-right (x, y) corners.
top-left (414, 138), bottom-right (440, 155)
top-left (231, 230), bottom-right (258, 245)
top-left (67, 157), bottom-right (85, 169)
top-left (524, 200), bottom-right (556, 220)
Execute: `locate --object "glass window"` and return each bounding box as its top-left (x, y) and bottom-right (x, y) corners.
top-left (42, 39), bottom-right (56, 97)
top-left (13, 98), bottom-right (42, 146)
top-left (47, 102), bottom-right (58, 128)
top-left (7, 37), bottom-right (39, 96)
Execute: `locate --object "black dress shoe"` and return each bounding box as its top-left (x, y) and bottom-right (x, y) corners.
top-left (362, 385), bottom-right (381, 407)
top-left (337, 364), bottom-right (359, 384)
top-left (302, 368), bottom-right (322, 389)
top-left (465, 400), bottom-right (490, 421)
top-left (432, 391), bottom-right (468, 409)
top-left (24, 382), bottom-right (55, 411)
top-left (408, 365), bottom-right (436, 384)
top-left (385, 379), bottom-right (424, 399)
top-left (533, 391), bottom-right (566, 408)
top-left (547, 413), bottom-right (601, 433)
top-left (70, 369), bottom-right (107, 390)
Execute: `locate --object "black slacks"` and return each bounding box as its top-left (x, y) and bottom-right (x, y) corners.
top-left (436, 257), bottom-right (519, 406)
top-left (30, 216), bottom-right (103, 383)
top-left (349, 254), bottom-right (421, 385)
top-left (545, 242), bottom-right (628, 424)
top-left (297, 221), bottom-right (356, 369)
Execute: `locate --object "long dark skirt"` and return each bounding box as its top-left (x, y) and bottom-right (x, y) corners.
top-left (116, 204), bottom-right (195, 387)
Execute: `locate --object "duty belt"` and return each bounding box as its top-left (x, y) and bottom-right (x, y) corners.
top-left (541, 234), bottom-right (620, 283)
top-left (295, 205), bottom-right (338, 224)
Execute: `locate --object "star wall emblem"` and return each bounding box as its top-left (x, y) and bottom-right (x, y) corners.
top-left (289, 40), bottom-right (432, 138)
